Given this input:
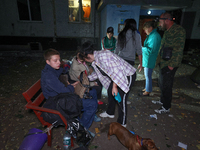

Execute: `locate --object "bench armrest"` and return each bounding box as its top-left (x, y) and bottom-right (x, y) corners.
top-left (25, 102), bottom-right (68, 126)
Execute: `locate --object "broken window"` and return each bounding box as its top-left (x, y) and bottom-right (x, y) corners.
top-left (17, 0), bottom-right (41, 21)
top-left (68, 0), bottom-right (91, 23)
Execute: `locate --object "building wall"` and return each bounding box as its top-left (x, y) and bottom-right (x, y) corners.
top-left (0, 0), bottom-right (54, 37)
top-left (140, 9), bottom-right (165, 16)
top-left (0, 0), bottom-right (100, 50)
top-left (184, 0), bottom-right (200, 39)
top-left (100, 4), bottom-right (140, 44)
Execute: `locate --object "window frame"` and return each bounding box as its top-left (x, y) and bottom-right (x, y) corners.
top-left (68, 0), bottom-right (91, 23)
top-left (17, 0), bottom-right (42, 22)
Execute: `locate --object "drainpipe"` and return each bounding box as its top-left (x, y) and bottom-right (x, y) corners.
top-left (51, 0), bottom-right (57, 42)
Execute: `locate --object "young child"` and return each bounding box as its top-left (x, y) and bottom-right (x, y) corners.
top-left (41, 48), bottom-right (98, 131)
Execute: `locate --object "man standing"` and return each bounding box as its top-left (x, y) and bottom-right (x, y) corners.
top-left (152, 12), bottom-right (186, 114)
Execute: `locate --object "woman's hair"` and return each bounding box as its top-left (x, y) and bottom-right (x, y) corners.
top-left (117, 18), bottom-right (137, 49)
top-left (43, 48), bottom-right (60, 61)
top-left (143, 20), bottom-right (158, 29)
top-left (80, 41), bottom-right (95, 58)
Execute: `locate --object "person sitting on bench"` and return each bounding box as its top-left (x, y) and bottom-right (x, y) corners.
top-left (41, 48), bottom-right (98, 134)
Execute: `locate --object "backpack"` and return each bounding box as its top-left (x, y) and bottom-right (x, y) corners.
top-left (41, 93), bottom-right (83, 126)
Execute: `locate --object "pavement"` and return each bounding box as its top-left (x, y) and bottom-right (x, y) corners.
top-left (84, 61), bottom-right (200, 150)
top-left (1, 54), bottom-right (199, 150)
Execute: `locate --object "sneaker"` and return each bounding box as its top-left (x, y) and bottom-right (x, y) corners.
top-left (127, 101), bottom-right (131, 105)
top-left (121, 124), bottom-right (127, 128)
top-left (98, 100), bottom-right (103, 105)
top-left (154, 106), bottom-right (170, 114)
top-left (99, 112), bottom-right (114, 118)
top-left (94, 114), bottom-right (101, 122)
top-left (152, 100), bottom-right (163, 105)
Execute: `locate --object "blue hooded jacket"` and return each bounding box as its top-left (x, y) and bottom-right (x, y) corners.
top-left (41, 64), bottom-right (74, 99)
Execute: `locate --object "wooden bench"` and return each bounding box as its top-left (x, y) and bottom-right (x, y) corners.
top-left (22, 79), bottom-right (69, 147)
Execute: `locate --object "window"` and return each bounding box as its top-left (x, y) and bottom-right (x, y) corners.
top-left (17, 0), bottom-right (41, 21)
top-left (68, 0), bottom-right (91, 23)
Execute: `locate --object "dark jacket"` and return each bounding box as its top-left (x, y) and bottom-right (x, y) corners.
top-left (156, 23), bottom-right (186, 69)
top-left (41, 64), bottom-right (74, 99)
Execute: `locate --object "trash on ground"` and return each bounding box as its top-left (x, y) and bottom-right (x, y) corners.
top-left (150, 114), bottom-right (157, 120)
top-left (178, 142), bottom-right (187, 149)
top-left (95, 128), bottom-right (100, 134)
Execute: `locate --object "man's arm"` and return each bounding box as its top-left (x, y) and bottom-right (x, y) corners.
top-left (168, 27), bottom-right (186, 69)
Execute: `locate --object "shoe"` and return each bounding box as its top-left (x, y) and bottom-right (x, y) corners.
top-left (154, 106), bottom-right (170, 114)
top-left (94, 114), bottom-right (101, 122)
top-left (127, 101), bottom-right (131, 104)
top-left (142, 91), bottom-right (150, 96)
top-left (98, 100), bottom-right (103, 105)
top-left (142, 88), bottom-right (146, 92)
top-left (121, 124), bottom-right (127, 128)
top-left (197, 85), bottom-right (200, 89)
top-left (88, 130), bottom-right (95, 138)
top-left (152, 100), bottom-right (163, 105)
top-left (99, 112), bottom-right (114, 118)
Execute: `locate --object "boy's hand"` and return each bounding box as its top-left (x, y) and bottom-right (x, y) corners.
top-left (67, 81), bottom-right (79, 88)
top-left (71, 81), bottom-right (79, 88)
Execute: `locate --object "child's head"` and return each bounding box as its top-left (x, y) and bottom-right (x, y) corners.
top-left (106, 27), bottom-right (114, 39)
top-left (44, 49), bottom-right (61, 70)
top-left (77, 52), bottom-right (85, 63)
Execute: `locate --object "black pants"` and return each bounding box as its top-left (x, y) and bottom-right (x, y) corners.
top-left (106, 73), bottom-right (136, 125)
top-left (92, 80), bottom-right (102, 99)
top-left (124, 59), bottom-right (135, 66)
top-left (159, 66), bottom-right (178, 109)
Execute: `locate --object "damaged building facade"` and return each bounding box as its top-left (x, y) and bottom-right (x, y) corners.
top-left (0, 0), bottom-right (200, 52)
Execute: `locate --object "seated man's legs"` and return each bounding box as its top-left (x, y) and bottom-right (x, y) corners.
top-left (79, 89), bottom-right (98, 129)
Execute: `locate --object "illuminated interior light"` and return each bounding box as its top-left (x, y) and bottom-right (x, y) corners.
top-left (147, 10), bottom-right (151, 15)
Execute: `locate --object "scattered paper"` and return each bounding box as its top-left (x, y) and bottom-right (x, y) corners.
top-left (150, 114), bottom-right (157, 120)
top-left (178, 142), bottom-right (187, 149)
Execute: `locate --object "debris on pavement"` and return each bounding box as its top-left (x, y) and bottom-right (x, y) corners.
top-left (178, 141), bottom-right (187, 149)
top-left (150, 114), bottom-right (157, 120)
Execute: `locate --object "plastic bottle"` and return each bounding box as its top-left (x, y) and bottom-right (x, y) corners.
top-left (63, 131), bottom-right (71, 150)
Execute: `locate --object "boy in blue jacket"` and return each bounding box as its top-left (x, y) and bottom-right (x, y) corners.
top-left (41, 48), bottom-right (98, 130)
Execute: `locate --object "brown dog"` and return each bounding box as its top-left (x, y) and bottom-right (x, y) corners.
top-left (108, 122), bottom-right (159, 150)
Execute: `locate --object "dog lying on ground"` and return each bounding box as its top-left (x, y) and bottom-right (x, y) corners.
top-left (108, 122), bottom-right (159, 150)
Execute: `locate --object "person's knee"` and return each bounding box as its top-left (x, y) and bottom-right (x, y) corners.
top-left (83, 97), bottom-right (98, 110)
top-left (89, 88), bottom-right (97, 99)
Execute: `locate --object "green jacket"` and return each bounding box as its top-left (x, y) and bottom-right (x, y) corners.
top-left (157, 23), bottom-right (186, 69)
top-left (101, 36), bottom-right (116, 52)
top-left (142, 29), bottom-right (161, 69)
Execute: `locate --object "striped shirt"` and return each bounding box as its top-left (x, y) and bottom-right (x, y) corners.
top-left (88, 50), bottom-right (136, 93)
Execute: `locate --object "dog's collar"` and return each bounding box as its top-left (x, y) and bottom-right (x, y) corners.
top-left (136, 135), bottom-right (143, 147)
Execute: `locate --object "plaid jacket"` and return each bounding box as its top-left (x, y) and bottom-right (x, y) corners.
top-left (88, 50), bottom-right (136, 93)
